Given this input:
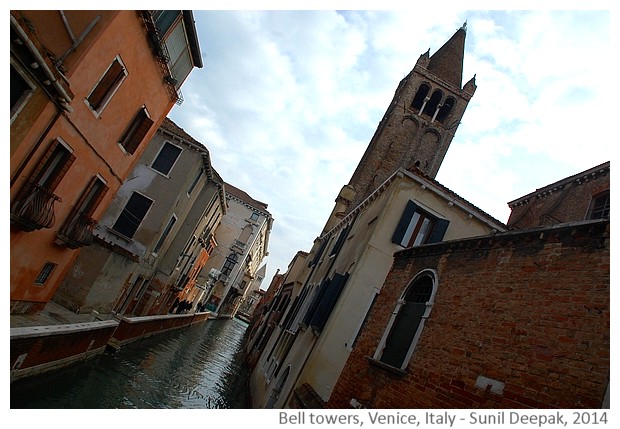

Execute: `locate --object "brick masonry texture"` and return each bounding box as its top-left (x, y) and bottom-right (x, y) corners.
top-left (327, 220), bottom-right (610, 409)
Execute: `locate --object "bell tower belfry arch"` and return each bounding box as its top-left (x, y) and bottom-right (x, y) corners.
top-left (330, 24), bottom-right (476, 224)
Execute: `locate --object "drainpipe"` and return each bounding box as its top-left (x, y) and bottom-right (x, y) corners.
top-left (11, 14), bottom-right (73, 112)
top-left (57, 11), bottom-right (100, 64)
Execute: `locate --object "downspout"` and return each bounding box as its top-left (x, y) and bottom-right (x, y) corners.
top-left (11, 14), bottom-right (74, 112)
top-left (57, 11), bottom-right (101, 65)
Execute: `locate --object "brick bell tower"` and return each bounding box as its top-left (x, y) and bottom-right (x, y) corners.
top-left (325, 23), bottom-right (476, 228)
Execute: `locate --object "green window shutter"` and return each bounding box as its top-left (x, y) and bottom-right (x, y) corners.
top-left (427, 217), bottom-right (449, 243)
top-left (392, 200), bottom-right (418, 245)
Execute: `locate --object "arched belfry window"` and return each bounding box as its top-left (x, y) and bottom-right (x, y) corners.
top-left (411, 83), bottom-right (430, 112)
top-left (375, 270), bottom-right (437, 370)
top-left (422, 90), bottom-right (443, 118)
top-left (436, 96), bottom-right (456, 123)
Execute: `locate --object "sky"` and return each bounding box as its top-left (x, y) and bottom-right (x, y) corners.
top-left (166, 6), bottom-right (613, 289)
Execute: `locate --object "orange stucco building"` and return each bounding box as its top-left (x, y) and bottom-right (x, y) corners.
top-left (10, 10), bottom-right (202, 314)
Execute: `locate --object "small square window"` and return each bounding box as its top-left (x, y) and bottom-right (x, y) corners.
top-left (250, 212), bottom-right (260, 221)
top-left (34, 262), bottom-right (57, 285)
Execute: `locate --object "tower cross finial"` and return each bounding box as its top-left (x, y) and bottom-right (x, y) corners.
top-left (461, 20), bottom-right (467, 32)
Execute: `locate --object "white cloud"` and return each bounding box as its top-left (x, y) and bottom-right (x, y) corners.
top-left (170, 9), bottom-right (611, 286)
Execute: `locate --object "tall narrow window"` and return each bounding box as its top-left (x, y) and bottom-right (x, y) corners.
top-left (112, 192), bottom-right (153, 239)
top-left (151, 142), bottom-right (182, 175)
top-left (119, 107), bottom-right (154, 155)
top-left (422, 89), bottom-right (443, 118)
top-left (187, 168), bottom-right (202, 195)
top-left (411, 83), bottom-right (430, 112)
top-left (31, 139), bottom-right (75, 192)
top-left (87, 57), bottom-right (127, 113)
top-left (376, 272), bottom-right (436, 369)
top-left (435, 96), bottom-right (456, 123)
top-left (56, 175), bottom-right (108, 248)
top-left (11, 139), bottom-right (75, 232)
top-left (153, 214), bottom-right (177, 254)
top-left (392, 200), bottom-right (449, 248)
top-left (165, 19), bottom-right (193, 89)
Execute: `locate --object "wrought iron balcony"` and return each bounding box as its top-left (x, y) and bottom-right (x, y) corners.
top-left (11, 180), bottom-right (61, 232)
top-left (55, 208), bottom-right (97, 249)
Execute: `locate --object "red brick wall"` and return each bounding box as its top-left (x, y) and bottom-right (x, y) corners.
top-left (328, 220), bottom-right (609, 409)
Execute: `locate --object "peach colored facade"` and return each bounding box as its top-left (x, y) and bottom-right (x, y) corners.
top-left (10, 11), bottom-right (201, 313)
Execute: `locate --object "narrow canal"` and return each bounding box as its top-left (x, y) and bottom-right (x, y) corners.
top-left (10, 318), bottom-right (251, 408)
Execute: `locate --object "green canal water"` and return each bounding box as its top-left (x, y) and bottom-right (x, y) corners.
top-left (10, 318), bottom-right (251, 409)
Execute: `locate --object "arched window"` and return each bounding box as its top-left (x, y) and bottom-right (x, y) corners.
top-left (375, 271), bottom-right (437, 370)
top-left (422, 90), bottom-right (442, 118)
top-left (411, 83), bottom-right (430, 112)
top-left (436, 96), bottom-right (456, 123)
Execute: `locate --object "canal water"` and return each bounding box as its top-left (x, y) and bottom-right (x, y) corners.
top-left (10, 318), bottom-right (251, 409)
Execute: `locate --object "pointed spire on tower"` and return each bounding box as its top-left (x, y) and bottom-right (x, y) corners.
top-left (426, 25), bottom-right (467, 89)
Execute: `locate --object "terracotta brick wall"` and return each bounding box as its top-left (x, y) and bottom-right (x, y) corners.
top-left (328, 220), bottom-right (609, 409)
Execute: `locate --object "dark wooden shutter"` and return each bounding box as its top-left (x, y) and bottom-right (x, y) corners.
top-left (309, 238), bottom-right (328, 267)
top-left (427, 218), bottom-right (449, 244)
top-left (88, 60), bottom-right (125, 110)
top-left (329, 224), bottom-right (350, 257)
top-left (392, 200), bottom-right (418, 245)
top-left (121, 108), bottom-right (154, 155)
top-left (72, 176), bottom-right (108, 217)
top-left (302, 279), bottom-right (330, 326)
top-left (309, 273), bottom-right (349, 332)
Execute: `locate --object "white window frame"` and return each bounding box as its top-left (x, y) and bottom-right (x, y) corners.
top-left (373, 269), bottom-right (438, 371)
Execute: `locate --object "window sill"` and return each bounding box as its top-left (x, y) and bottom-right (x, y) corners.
top-left (148, 166), bottom-right (172, 178)
top-left (106, 227), bottom-right (133, 242)
top-left (365, 356), bottom-right (407, 377)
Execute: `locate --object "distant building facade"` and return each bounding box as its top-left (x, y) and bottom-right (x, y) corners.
top-left (202, 183), bottom-right (273, 317)
top-left (327, 162), bottom-right (610, 409)
top-left (10, 10), bottom-right (202, 314)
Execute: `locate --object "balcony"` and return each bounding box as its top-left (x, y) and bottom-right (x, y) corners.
top-left (11, 181), bottom-right (61, 232)
top-left (55, 209), bottom-right (97, 249)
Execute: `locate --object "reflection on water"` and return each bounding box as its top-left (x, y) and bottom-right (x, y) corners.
top-left (11, 318), bottom-right (250, 409)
